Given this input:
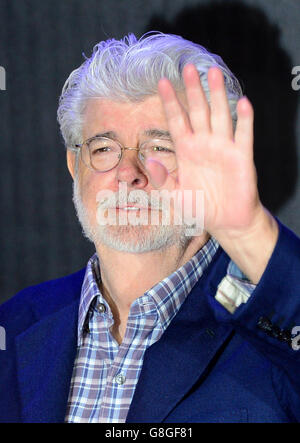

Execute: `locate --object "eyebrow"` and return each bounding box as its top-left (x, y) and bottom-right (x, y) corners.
top-left (91, 129), bottom-right (172, 141)
top-left (93, 131), bottom-right (118, 140)
top-left (143, 129), bottom-right (172, 140)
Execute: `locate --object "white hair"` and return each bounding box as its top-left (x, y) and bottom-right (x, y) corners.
top-left (57, 32), bottom-right (242, 149)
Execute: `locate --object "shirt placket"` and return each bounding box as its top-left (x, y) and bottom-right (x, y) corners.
top-left (98, 299), bottom-right (159, 423)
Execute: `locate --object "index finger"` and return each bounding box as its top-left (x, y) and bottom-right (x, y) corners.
top-left (158, 77), bottom-right (192, 142)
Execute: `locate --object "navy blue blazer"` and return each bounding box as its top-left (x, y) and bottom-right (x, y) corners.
top-left (1, 221), bottom-right (300, 423)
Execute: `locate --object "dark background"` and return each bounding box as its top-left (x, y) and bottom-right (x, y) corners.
top-left (0, 0), bottom-right (299, 304)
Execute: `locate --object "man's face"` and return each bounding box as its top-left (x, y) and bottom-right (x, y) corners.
top-left (69, 94), bottom-right (193, 253)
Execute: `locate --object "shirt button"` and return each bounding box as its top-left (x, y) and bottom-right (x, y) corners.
top-left (97, 303), bottom-right (106, 313)
top-left (114, 373), bottom-right (126, 385)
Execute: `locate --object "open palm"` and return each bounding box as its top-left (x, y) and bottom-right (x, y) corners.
top-left (147, 64), bottom-right (261, 235)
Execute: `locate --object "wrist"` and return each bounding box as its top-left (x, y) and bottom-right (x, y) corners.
top-left (212, 205), bottom-right (279, 284)
top-left (212, 203), bottom-right (273, 242)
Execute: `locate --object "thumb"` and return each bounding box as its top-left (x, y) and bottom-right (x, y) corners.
top-left (145, 158), bottom-right (169, 188)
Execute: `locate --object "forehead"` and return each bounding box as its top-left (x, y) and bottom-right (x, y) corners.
top-left (82, 95), bottom-right (168, 140)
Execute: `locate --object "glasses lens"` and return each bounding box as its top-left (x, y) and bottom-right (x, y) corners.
top-left (140, 139), bottom-right (177, 172)
top-left (85, 137), bottom-right (121, 172)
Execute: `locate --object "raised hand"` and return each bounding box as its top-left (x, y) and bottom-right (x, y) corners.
top-left (147, 63), bottom-right (260, 236)
top-left (146, 64), bottom-right (278, 283)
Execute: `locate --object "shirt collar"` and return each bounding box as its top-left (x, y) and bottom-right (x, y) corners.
top-left (77, 238), bottom-right (219, 345)
top-left (143, 237), bottom-right (219, 332)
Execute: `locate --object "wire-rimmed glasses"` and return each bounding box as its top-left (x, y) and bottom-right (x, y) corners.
top-left (69, 136), bottom-right (177, 173)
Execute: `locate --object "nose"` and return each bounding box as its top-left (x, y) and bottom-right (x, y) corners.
top-left (115, 147), bottom-right (148, 189)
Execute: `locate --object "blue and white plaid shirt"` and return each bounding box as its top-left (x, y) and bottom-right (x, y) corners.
top-left (65, 238), bottom-right (221, 423)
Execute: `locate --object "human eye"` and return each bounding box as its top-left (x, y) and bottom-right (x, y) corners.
top-left (94, 146), bottom-right (110, 153)
top-left (153, 145), bottom-right (172, 152)
top-left (147, 140), bottom-right (175, 154)
top-left (89, 139), bottom-right (116, 155)
top-left (140, 140), bottom-right (176, 172)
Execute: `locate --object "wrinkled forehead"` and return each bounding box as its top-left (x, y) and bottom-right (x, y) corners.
top-left (81, 94), bottom-right (188, 142)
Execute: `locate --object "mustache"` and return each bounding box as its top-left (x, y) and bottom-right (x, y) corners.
top-left (96, 189), bottom-right (163, 210)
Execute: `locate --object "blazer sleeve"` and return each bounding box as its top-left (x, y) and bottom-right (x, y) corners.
top-left (210, 219), bottom-right (300, 422)
top-left (0, 288), bottom-right (37, 422)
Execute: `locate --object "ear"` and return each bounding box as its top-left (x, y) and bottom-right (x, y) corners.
top-left (67, 149), bottom-right (77, 180)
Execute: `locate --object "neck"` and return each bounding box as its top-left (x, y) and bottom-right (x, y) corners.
top-left (95, 233), bottom-right (209, 343)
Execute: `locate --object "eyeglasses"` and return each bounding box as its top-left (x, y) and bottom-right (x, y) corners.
top-left (70, 136), bottom-right (177, 173)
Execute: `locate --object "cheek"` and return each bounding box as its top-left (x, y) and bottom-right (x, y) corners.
top-left (80, 171), bottom-right (114, 212)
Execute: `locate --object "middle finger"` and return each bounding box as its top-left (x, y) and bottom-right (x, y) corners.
top-left (208, 67), bottom-right (234, 139)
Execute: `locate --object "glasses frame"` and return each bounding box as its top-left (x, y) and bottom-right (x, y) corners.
top-left (69, 135), bottom-right (177, 173)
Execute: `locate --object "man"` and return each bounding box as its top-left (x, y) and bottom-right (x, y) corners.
top-left (0, 32), bottom-right (300, 423)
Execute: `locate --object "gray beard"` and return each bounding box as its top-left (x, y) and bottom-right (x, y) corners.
top-left (72, 177), bottom-right (192, 253)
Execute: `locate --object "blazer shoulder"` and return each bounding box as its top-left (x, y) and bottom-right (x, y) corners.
top-left (0, 267), bottom-right (86, 337)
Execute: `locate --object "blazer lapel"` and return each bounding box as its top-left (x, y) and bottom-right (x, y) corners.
top-left (15, 299), bottom-right (79, 423)
top-left (127, 249), bottom-right (233, 423)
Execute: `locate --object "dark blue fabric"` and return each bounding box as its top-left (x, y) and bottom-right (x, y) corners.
top-left (0, 221), bottom-right (300, 423)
